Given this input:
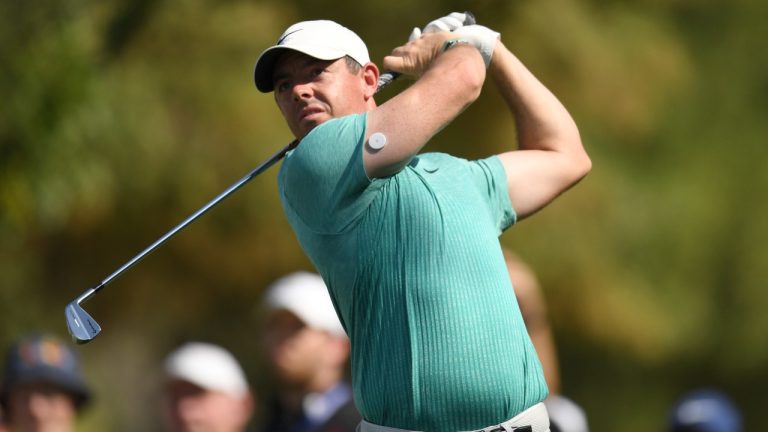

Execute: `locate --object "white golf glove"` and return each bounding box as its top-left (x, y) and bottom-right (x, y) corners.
top-left (452, 24), bottom-right (500, 68)
top-left (423, 12), bottom-right (471, 33)
top-left (409, 12), bottom-right (471, 41)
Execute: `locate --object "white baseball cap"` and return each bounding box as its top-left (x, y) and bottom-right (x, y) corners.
top-left (264, 271), bottom-right (347, 337)
top-left (253, 20), bottom-right (370, 92)
top-left (164, 342), bottom-right (249, 397)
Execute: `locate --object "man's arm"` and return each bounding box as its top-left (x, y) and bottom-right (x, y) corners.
top-left (364, 32), bottom-right (486, 179)
top-left (491, 42), bottom-right (591, 219)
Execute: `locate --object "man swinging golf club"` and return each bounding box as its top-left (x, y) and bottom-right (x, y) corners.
top-left (253, 12), bottom-right (591, 432)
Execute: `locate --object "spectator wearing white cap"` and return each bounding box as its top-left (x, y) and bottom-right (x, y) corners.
top-left (259, 271), bottom-right (360, 432)
top-left (162, 342), bottom-right (254, 432)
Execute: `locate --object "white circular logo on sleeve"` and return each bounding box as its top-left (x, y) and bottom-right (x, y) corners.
top-left (369, 132), bottom-right (387, 150)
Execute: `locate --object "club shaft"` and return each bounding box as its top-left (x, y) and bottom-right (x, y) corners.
top-left (83, 140), bottom-right (298, 302)
top-left (75, 287), bottom-right (99, 304)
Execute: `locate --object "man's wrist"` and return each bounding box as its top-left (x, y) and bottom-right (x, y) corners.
top-left (441, 38), bottom-right (472, 53)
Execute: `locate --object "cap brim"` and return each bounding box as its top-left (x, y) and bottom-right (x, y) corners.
top-left (253, 45), bottom-right (348, 93)
top-left (1, 371), bottom-right (91, 410)
top-left (253, 47), bottom-right (286, 93)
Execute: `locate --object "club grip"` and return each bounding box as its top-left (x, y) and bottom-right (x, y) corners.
top-left (376, 11), bottom-right (477, 92)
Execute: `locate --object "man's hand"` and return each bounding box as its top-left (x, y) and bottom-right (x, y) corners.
top-left (452, 25), bottom-right (500, 68)
top-left (383, 31), bottom-right (456, 78)
top-left (409, 14), bottom-right (499, 68)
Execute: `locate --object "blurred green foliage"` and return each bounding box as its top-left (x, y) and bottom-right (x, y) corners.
top-left (1, 0), bottom-right (766, 430)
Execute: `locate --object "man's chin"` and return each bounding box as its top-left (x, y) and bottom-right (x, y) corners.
top-left (298, 121), bottom-right (326, 138)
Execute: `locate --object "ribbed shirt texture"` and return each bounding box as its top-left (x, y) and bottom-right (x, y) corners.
top-left (278, 113), bottom-right (548, 431)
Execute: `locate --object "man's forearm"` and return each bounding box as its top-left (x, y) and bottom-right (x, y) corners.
top-left (490, 42), bottom-right (581, 154)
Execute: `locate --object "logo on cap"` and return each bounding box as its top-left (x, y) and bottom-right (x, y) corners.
top-left (18, 337), bottom-right (72, 370)
top-left (277, 28), bottom-right (302, 45)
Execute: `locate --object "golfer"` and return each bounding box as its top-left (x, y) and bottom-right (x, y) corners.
top-left (253, 13), bottom-right (590, 432)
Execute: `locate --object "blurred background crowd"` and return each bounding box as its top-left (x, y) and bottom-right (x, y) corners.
top-left (1, 0), bottom-right (766, 430)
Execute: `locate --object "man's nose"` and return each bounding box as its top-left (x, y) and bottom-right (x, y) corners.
top-left (291, 81), bottom-right (313, 101)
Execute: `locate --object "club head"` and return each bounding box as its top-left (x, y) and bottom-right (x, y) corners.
top-left (65, 301), bottom-right (102, 344)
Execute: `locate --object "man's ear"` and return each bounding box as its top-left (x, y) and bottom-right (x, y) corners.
top-left (361, 63), bottom-right (380, 100)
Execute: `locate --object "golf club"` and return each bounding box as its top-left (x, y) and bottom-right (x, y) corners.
top-left (65, 139), bottom-right (297, 344)
top-left (66, 12), bottom-right (476, 344)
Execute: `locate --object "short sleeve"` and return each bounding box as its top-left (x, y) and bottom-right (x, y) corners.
top-left (467, 155), bottom-right (517, 233)
top-left (278, 113), bottom-right (379, 234)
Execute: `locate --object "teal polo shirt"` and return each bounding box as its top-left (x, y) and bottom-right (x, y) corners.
top-left (278, 113), bottom-right (548, 431)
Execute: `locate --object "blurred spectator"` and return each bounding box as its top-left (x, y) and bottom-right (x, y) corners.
top-left (0, 334), bottom-right (92, 432)
top-left (668, 388), bottom-right (742, 432)
top-left (259, 271), bottom-right (360, 432)
top-left (544, 395), bottom-right (589, 432)
top-left (1, 403), bottom-right (9, 432)
top-left (504, 250), bottom-right (561, 394)
top-left (162, 341), bottom-right (254, 432)
top-left (504, 250), bottom-right (589, 432)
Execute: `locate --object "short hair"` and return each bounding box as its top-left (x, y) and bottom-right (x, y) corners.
top-left (344, 56), bottom-right (362, 74)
